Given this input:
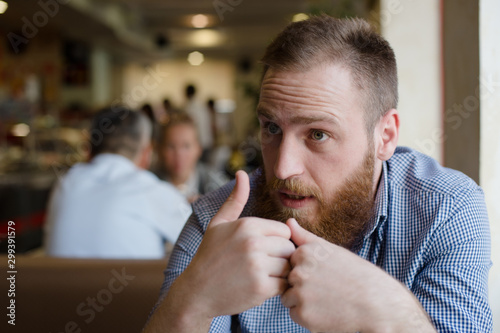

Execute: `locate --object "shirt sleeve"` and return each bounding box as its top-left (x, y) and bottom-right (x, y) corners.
top-left (411, 187), bottom-right (492, 332)
top-left (161, 191), bottom-right (192, 243)
top-left (152, 212), bottom-right (232, 332)
top-left (43, 179), bottom-right (63, 255)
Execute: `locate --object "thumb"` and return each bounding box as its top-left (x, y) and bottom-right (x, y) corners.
top-left (287, 218), bottom-right (318, 246)
top-left (210, 170), bottom-right (250, 227)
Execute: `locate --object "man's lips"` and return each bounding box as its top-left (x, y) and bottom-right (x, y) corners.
top-left (278, 190), bottom-right (315, 209)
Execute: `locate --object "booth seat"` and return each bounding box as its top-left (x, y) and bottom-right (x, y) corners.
top-left (1, 255), bottom-right (167, 333)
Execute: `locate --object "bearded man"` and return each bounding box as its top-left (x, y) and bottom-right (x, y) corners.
top-left (144, 15), bottom-right (491, 333)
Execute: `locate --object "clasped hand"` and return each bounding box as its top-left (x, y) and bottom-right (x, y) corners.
top-left (177, 171), bottom-right (430, 333)
top-left (180, 170), bottom-right (294, 318)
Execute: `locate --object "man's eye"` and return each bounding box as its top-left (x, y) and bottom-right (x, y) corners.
top-left (311, 130), bottom-right (328, 141)
top-left (266, 122), bottom-right (282, 135)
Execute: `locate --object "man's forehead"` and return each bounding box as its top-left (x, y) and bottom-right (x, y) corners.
top-left (165, 123), bottom-right (198, 139)
top-left (257, 104), bottom-right (341, 126)
top-left (260, 64), bottom-right (356, 100)
top-left (257, 63), bottom-right (364, 124)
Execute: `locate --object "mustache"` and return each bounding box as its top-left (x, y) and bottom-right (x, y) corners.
top-left (265, 177), bottom-right (324, 203)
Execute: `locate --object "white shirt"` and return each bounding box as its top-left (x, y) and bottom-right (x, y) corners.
top-left (44, 154), bottom-right (192, 259)
top-left (185, 98), bottom-right (213, 150)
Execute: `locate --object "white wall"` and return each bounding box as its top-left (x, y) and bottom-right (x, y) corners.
top-left (121, 59), bottom-right (236, 112)
top-left (383, 0), bottom-right (499, 328)
top-left (480, 0), bottom-right (500, 331)
top-left (380, 0), bottom-right (442, 163)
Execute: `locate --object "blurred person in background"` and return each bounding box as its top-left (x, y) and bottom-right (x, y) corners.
top-left (140, 103), bottom-right (155, 124)
top-left (157, 113), bottom-right (227, 203)
top-left (141, 102), bottom-right (161, 171)
top-left (207, 98), bottom-right (218, 145)
top-left (183, 84), bottom-right (213, 161)
top-left (44, 106), bottom-right (191, 259)
top-left (161, 98), bottom-right (181, 124)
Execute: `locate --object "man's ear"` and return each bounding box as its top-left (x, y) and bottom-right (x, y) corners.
top-left (375, 109), bottom-right (399, 161)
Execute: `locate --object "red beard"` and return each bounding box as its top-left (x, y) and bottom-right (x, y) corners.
top-left (254, 150), bottom-right (376, 250)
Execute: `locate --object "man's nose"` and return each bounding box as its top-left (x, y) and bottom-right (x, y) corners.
top-left (273, 137), bottom-right (304, 180)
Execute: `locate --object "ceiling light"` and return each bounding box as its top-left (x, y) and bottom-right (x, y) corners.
top-left (188, 51), bottom-right (204, 66)
top-left (292, 13), bottom-right (309, 22)
top-left (0, 1), bottom-right (8, 14)
top-left (189, 29), bottom-right (224, 47)
top-left (191, 14), bottom-right (209, 28)
top-left (11, 123), bottom-right (30, 137)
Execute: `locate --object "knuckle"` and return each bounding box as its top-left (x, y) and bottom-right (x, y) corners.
top-left (282, 261), bottom-right (292, 277)
top-left (287, 268), bottom-right (301, 286)
top-left (275, 221), bottom-right (291, 236)
top-left (246, 253), bottom-right (264, 272)
top-left (291, 246), bottom-right (308, 264)
top-left (242, 236), bottom-right (260, 253)
top-left (286, 240), bottom-right (296, 253)
top-left (289, 259), bottom-right (315, 283)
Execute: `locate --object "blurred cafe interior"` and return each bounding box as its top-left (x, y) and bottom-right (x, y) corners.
top-left (0, 0), bottom-right (499, 332)
top-left (0, 0), bottom-right (326, 253)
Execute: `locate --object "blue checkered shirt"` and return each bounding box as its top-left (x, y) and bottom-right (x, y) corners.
top-left (156, 146), bottom-right (492, 332)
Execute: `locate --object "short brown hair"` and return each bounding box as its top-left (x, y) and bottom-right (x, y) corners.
top-left (261, 15), bottom-right (398, 133)
top-left (161, 113), bottom-right (199, 145)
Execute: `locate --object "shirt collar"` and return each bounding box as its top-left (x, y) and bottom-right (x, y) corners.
top-left (363, 160), bottom-right (389, 241)
top-left (92, 153), bottom-right (135, 168)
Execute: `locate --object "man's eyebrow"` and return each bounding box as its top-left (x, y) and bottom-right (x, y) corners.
top-left (257, 107), bottom-right (338, 126)
top-left (289, 115), bottom-right (338, 125)
top-left (256, 107), bottom-right (274, 120)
